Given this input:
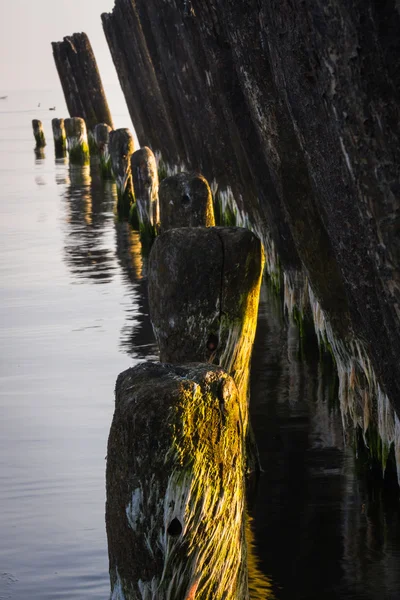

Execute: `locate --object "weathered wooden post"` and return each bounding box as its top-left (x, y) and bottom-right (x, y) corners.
top-left (148, 227), bottom-right (264, 406)
top-left (64, 117), bottom-right (90, 165)
top-left (159, 172), bottom-right (215, 231)
top-left (109, 128), bottom-right (135, 215)
top-left (94, 123), bottom-right (112, 178)
top-left (32, 120), bottom-right (46, 149)
top-left (106, 362), bottom-right (248, 599)
top-left (34, 148), bottom-right (45, 161)
top-left (51, 33), bottom-right (113, 132)
top-left (130, 146), bottom-right (159, 241)
top-left (51, 118), bottom-right (67, 157)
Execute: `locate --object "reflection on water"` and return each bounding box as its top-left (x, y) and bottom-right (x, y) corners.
top-left (34, 175), bottom-right (47, 187)
top-left (62, 165), bottom-right (117, 284)
top-left (340, 457), bottom-right (400, 600)
top-left (114, 221), bottom-right (158, 360)
top-left (55, 157), bottom-right (69, 185)
top-left (247, 515), bottom-right (274, 599)
top-left (61, 160), bottom-right (157, 359)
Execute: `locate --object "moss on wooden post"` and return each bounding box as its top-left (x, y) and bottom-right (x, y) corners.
top-left (64, 117), bottom-right (90, 165)
top-left (109, 128), bottom-right (135, 216)
top-left (32, 119), bottom-right (46, 149)
top-left (51, 118), bottom-right (66, 157)
top-left (131, 146), bottom-right (159, 244)
top-left (106, 361), bottom-right (248, 599)
top-left (94, 123), bottom-right (113, 179)
top-left (159, 172), bottom-right (215, 231)
top-left (148, 227), bottom-right (264, 425)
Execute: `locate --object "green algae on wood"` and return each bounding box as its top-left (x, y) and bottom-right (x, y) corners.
top-left (159, 172), bottom-right (215, 232)
top-left (131, 146), bottom-right (159, 244)
top-left (32, 119), bottom-right (46, 149)
top-left (51, 118), bottom-right (66, 157)
top-left (94, 123), bottom-right (113, 179)
top-left (64, 117), bottom-right (90, 165)
top-left (106, 362), bottom-right (248, 599)
top-left (109, 128), bottom-right (135, 216)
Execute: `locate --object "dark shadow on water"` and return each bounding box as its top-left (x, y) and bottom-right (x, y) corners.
top-left (114, 220), bottom-right (158, 360)
top-left (249, 280), bottom-right (400, 600)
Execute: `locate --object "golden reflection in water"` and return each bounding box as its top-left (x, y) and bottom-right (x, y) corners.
top-left (128, 228), bottom-right (143, 280)
top-left (68, 165), bottom-right (92, 225)
top-left (55, 157), bottom-right (70, 186)
top-left (69, 164), bottom-right (91, 188)
top-left (84, 194), bottom-right (92, 226)
top-left (247, 514), bottom-right (274, 599)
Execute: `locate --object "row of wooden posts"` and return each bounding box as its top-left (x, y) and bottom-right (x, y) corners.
top-left (33, 110), bottom-right (266, 598)
top-left (32, 117), bottom-right (216, 249)
top-left (38, 29), bottom-right (267, 591)
top-left (42, 24), bottom-right (278, 597)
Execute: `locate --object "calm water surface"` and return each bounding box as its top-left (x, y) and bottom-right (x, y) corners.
top-left (0, 90), bottom-right (399, 599)
top-left (0, 90), bottom-right (156, 599)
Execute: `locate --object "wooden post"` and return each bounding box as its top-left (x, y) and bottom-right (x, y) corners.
top-left (32, 119), bottom-right (46, 148)
top-left (148, 227), bottom-right (264, 410)
top-left (94, 123), bottom-right (112, 179)
top-left (51, 118), bottom-right (67, 157)
top-left (109, 128), bottom-right (135, 215)
top-left (159, 172), bottom-right (215, 231)
top-left (101, 7), bottom-right (181, 164)
top-left (64, 117), bottom-right (90, 165)
top-left (131, 146), bottom-right (159, 241)
top-left (51, 33), bottom-right (113, 131)
top-left (106, 361), bottom-right (248, 599)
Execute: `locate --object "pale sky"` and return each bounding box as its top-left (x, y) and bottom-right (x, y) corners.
top-left (0, 0), bottom-right (120, 91)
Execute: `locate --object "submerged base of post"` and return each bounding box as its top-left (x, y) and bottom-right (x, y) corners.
top-left (65, 117), bottom-right (90, 165)
top-left (32, 119), bottom-right (46, 149)
top-left (52, 118), bottom-right (67, 157)
top-left (106, 361), bottom-right (248, 600)
top-left (131, 147), bottom-right (160, 243)
top-left (94, 123), bottom-right (113, 179)
top-left (110, 128), bottom-right (135, 216)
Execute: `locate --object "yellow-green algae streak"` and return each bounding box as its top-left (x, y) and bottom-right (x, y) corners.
top-left (218, 253), bottom-right (265, 406)
top-left (161, 375), bottom-right (247, 599)
top-left (110, 365), bottom-right (249, 599)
